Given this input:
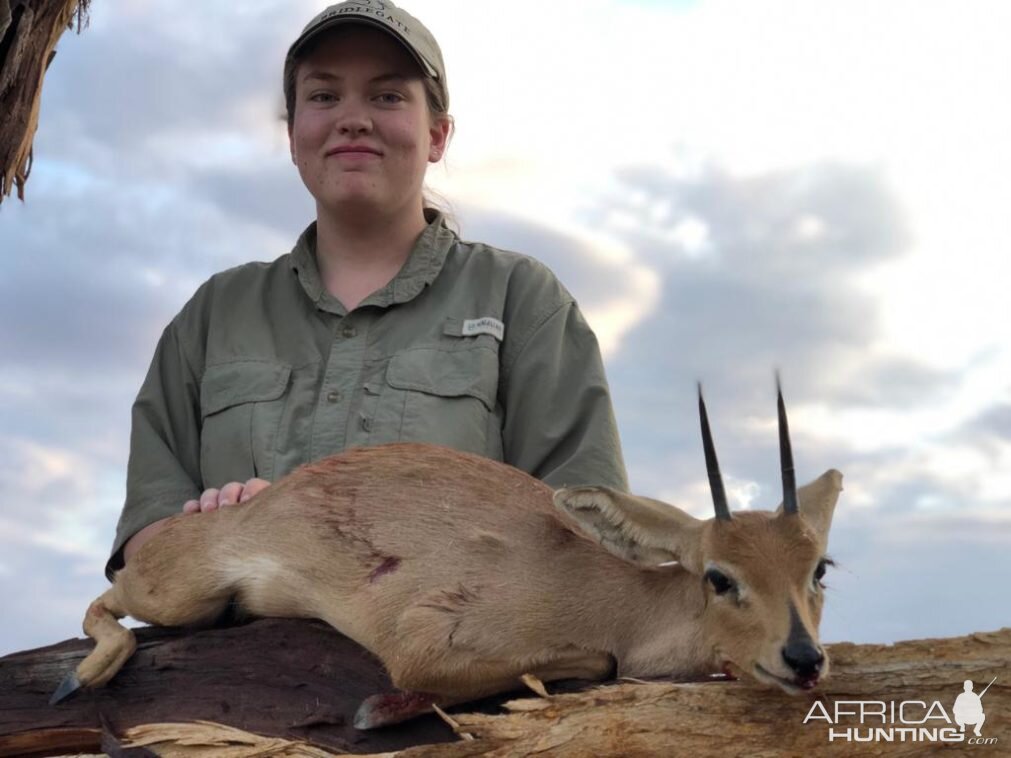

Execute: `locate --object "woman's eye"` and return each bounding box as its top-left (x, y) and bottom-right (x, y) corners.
top-left (705, 569), bottom-right (735, 596)
top-left (376, 92), bottom-right (404, 104)
top-left (309, 92), bottom-right (336, 103)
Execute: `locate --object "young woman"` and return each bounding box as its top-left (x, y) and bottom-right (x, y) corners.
top-left (108, 0), bottom-right (628, 578)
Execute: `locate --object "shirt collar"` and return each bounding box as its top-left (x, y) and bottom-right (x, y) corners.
top-left (289, 209), bottom-right (455, 314)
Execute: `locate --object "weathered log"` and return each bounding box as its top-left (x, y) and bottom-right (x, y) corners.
top-left (2, 624), bottom-right (1008, 757)
top-left (0, 618), bottom-right (522, 756)
top-left (387, 627), bottom-right (1011, 757)
top-left (0, 0), bottom-right (88, 203)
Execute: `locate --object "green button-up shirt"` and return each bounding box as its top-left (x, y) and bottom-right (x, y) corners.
top-left (108, 211), bottom-right (628, 579)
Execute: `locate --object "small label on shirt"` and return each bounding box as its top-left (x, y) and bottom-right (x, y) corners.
top-left (462, 317), bottom-right (505, 341)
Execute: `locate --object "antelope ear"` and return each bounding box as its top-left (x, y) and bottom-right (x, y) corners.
top-left (553, 486), bottom-right (705, 573)
top-left (778, 469), bottom-right (843, 546)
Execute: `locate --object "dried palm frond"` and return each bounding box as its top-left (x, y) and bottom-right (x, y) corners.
top-left (0, 1), bottom-right (90, 205)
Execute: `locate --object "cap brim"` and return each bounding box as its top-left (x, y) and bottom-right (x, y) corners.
top-left (287, 17), bottom-right (439, 80)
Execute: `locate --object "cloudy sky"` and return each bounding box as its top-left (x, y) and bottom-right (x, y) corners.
top-left (1, 0), bottom-right (1009, 659)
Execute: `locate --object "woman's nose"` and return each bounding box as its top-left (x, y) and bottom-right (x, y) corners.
top-left (336, 105), bottom-right (372, 136)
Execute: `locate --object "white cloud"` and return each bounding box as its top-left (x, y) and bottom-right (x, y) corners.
top-left (419, 0), bottom-right (1011, 378)
top-left (0, 439), bottom-right (121, 565)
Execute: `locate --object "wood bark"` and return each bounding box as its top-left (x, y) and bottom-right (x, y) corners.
top-left (1, 622), bottom-right (1007, 757)
top-left (390, 627), bottom-right (1010, 757)
top-left (0, 617), bottom-right (583, 756)
top-left (0, 0), bottom-right (87, 203)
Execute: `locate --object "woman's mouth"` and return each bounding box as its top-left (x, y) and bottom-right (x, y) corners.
top-left (327, 146), bottom-right (382, 158)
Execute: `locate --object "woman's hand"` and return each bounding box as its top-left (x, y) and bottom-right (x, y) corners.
top-left (182, 478), bottom-right (271, 514)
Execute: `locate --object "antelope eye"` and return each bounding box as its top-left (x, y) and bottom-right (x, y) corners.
top-left (813, 558), bottom-right (833, 587)
top-left (705, 568), bottom-right (735, 596)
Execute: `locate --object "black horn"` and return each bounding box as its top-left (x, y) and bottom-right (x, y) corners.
top-left (698, 383), bottom-right (731, 521)
top-left (777, 373), bottom-right (799, 515)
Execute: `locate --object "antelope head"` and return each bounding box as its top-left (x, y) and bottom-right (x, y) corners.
top-left (553, 379), bottom-right (842, 693)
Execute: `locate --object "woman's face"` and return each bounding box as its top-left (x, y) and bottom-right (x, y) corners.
top-left (288, 26), bottom-right (449, 220)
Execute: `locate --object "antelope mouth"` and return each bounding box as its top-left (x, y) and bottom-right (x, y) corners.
top-left (753, 663), bottom-right (818, 694)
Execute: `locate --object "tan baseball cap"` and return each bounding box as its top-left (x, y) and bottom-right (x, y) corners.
top-left (286, 1), bottom-right (448, 109)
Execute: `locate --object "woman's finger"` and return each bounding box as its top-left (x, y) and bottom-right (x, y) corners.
top-left (199, 488), bottom-right (220, 512)
top-left (182, 499), bottom-right (200, 514)
top-left (240, 478), bottom-right (271, 502)
top-left (219, 481), bottom-right (244, 507)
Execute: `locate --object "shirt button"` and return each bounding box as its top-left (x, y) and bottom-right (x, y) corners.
top-left (360, 416), bottom-right (372, 432)
top-left (342, 325), bottom-right (357, 339)
top-left (326, 391), bottom-right (342, 403)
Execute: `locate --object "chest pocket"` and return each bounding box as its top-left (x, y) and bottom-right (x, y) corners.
top-left (199, 360), bottom-right (291, 487)
top-left (370, 346), bottom-right (501, 459)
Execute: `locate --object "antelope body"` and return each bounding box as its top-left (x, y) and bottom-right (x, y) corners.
top-left (62, 389), bottom-right (843, 728)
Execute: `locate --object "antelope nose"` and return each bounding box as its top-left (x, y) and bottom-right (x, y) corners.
top-left (781, 641), bottom-right (824, 679)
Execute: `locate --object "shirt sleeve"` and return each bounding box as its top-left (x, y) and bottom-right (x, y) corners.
top-left (500, 300), bottom-right (629, 492)
top-left (105, 317), bottom-right (204, 580)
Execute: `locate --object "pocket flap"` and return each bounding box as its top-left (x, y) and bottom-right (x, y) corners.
top-left (386, 348), bottom-right (497, 410)
top-left (201, 361), bottom-right (291, 418)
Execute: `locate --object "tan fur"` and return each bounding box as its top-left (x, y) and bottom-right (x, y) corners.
top-left (74, 443), bottom-right (842, 715)
top-left (697, 512), bottom-right (829, 686)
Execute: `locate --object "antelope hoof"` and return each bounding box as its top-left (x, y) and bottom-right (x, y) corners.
top-left (354, 690), bottom-right (436, 730)
top-left (49, 671), bottom-right (82, 705)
